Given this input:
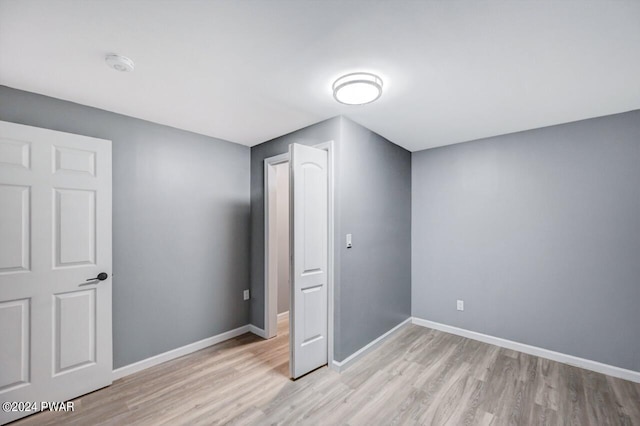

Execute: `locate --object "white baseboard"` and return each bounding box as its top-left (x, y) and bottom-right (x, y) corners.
top-left (112, 324), bottom-right (250, 380)
top-left (249, 324), bottom-right (267, 339)
top-left (412, 317), bottom-right (640, 384)
top-left (332, 317), bottom-right (412, 372)
top-left (277, 311), bottom-right (289, 320)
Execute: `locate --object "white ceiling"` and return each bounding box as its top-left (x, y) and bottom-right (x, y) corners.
top-left (1, 0), bottom-right (639, 152)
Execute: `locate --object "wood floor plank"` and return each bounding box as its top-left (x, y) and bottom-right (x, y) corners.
top-left (12, 319), bottom-right (640, 426)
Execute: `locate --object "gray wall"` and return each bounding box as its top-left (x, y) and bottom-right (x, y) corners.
top-left (0, 86), bottom-right (251, 368)
top-left (250, 116), bottom-right (412, 362)
top-left (336, 118), bottom-right (412, 361)
top-left (412, 110), bottom-right (640, 371)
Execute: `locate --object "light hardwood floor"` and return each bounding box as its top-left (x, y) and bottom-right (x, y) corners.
top-left (14, 316), bottom-right (640, 425)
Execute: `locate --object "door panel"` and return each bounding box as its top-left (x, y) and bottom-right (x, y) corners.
top-left (0, 185), bottom-right (30, 272)
top-left (0, 121), bottom-right (112, 424)
top-left (0, 299), bottom-right (30, 392)
top-left (0, 137), bottom-right (30, 169)
top-left (54, 289), bottom-right (96, 374)
top-left (54, 188), bottom-right (96, 267)
top-left (302, 285), bottom-right (323, 344)
top-left (53, 146), bottom-right (96, 176)
top-left (289, 143), bottom-right (328, 379)
top-left (302, 164), bottom-right (324, 272)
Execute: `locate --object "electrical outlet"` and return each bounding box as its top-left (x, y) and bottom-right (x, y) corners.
top-left (243, 290), bottom-right (250, 301)
top-left (457, 300), bottom-right (464, 311)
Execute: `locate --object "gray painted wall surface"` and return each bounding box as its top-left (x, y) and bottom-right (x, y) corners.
top-left (412, 110), bottom-right (640, 371)
top-left (335, 118), bottom-right (412, 361)
top-left (250, 117), bottom-right (412, 362)
top-left (0, 86), bottom-right (251, 368)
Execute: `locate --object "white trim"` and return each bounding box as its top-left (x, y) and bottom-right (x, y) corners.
top-left (332, 318), bottom-right (412, 372)
top-left (264, 153), bottom-right (289, 340)
top-left (412, 317), bottom-right (640, 384)
top-left (249, 324), bottom-right (267, 339)
top-left (313, 141), bottom-right (336, 371)
top-left (277, 311), bottom-right (289, 320)
top-left (112, 325), bottom-right (250, 380)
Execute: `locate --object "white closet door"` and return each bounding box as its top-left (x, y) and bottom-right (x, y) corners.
top-left (289, 143), bottom-right (328, 379)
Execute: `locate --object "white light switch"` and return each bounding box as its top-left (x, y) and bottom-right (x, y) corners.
top-left (243, 290), bottom-right (250, 301)
top-left (457, 300), bottom-right (464, 311)
top-left (346, 234), bottom-right (352, 248)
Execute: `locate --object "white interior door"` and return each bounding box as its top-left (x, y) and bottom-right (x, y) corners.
top-left (0, 121), bottom-right (112, 424)
top-left (289, 143), bottom-right (328, 379)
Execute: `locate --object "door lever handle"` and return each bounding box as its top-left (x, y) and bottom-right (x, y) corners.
top-left (86, 272), bottom-right (109, 282)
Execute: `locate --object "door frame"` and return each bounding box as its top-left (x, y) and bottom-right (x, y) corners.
top-left (263, 141), bottom-right (335, 368)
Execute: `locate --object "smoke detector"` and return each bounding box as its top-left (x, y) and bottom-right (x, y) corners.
top-left (105, 54), bottom-right (135, 72)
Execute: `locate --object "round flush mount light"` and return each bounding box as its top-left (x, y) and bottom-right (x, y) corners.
top-left (105, 54), bottom-right (135, 72)
top-left (332, 72), bottom-right (383, 105)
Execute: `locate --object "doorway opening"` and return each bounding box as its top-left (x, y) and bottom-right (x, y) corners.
top-left (273, 161), bottom-right (291, 323)
top-left (264, 141), bottom-right (335, 378)
top-left (269, 160), bottom-right (291, 376)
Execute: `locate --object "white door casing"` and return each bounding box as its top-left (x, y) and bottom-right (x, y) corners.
top-left (289, 143), bottom-right (328, 379)
top-left (264, 153), bottom-right (288, 339)
top-left (0, 121), bottom-right (112, 424)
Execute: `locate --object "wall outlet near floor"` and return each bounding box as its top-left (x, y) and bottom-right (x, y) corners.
top-left (457, 300), bottom-right (464, 311)
top-left (243, 290), bottom-right (250, 301)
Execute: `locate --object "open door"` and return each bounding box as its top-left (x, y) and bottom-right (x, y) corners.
top-left (0, 121), bottom-right (112, 424)
top-left (289, 143), bottom-right (328, 379)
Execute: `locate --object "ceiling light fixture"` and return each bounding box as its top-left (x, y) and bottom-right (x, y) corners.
top-left (332, 72), bottom-right (383, 105)
top-left (105, 54), bottom-right (135, 72)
